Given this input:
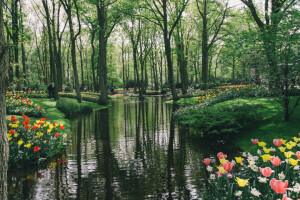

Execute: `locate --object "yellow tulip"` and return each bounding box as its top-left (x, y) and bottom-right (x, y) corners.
top-left (284, 151), bottom-right (294, 158)
top-left (47, 129), bottom-right (52, 133)
top-left (219, 158), bottom-right (228, 164)
top-left (24, 143), bottom-right (31, 148)
top-left (263, 148), bottom-right (271, 153)
top-left (235, 157), bottom-right (244, 163)
top-left (289, 158), bottom-right (299, 166)
top-left (235, 177), bottom-right (249, 187)
top-left (293, 137), bottom-right (299, 143)
top-left (36, 132), bottom-right (43, 138)
top-left (286, 143), bottom-right (295, 150)
top-left (18, 140), bottom-right (24, 145)
top-left (43, 140), bottom-right (47, 144)
top-left (281, 139), bottom-right (287, 144)
top-left (217, 166), bottom-right (226, 173)
top-left (279, 147), bottom-right (286, 152)
top-left (261, 154), bottom-right (272, 162)
top-left (14, 133), bottom-right (18, 138)
top-left (258, 141), bottom-right (267, 147)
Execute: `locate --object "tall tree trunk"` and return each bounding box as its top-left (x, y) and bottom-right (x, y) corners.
top-left (0, 0), bottom-right (9, 198)
top-left (12, 0), bottom-right (20, 90)
top-left (201, 1), bottom-right (208, 90)
top-left (90, 29), bottom-right (97, 92)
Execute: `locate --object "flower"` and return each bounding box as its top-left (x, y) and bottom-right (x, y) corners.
top-left (250, 188), bottom-right (261, 197)
top-left (234, 191), bottom-right (242, 197)
top-left (55, 133), bottom-right (60, 137)
top-left (203, 158), bottom-right (211, 166)
top-left (288, 158), bottom-right (299, 166)
top-left (258, 176), bottom-right (268, 183)
top-left (60, 125), bottom-right (64, 130)
top-left (38, 107), bottom-right (42, 110)
top-left (281, 139), bottom-right (287, 144)
top-left (18, 140), bottom-right (24, 145)
top-left (257, 149), bottom-right (261, 154)
top-left (222, 161), bottom-right (233, 172)
top-left (32, 126), bottom-right (38, 130)
top-left (217, 166), bottom-right (226, 173)
top-left (289, 183), bottom-right (300, 193)
top-left (216, 171), bottom-right (223, 177)
top-left (217, 152), bottom-right (227, 159)
top-left (269, 178), bottom-right (288, 194)
top-left (9, 129), bottom-right (15, 134)
top-left (278, 172), bottom-right (285, 180)
top-left (41, 118), bottom-right (46, 122)
top-left (251, 139), bottom-right (258, 144)
top-left (258, 141), bottom-right (267, 147)
top-left (24, 143), bottom-right (32, 148)
top-left (263, 148), bottom-right (271, 153)
top-left (235, 157), bottom-right (244, 163)
top-left (270, 156), bottom-right (281, 166)
top-left (296, 151), bottom-right (300, 159)
top-left (209, 174), bottom-right (216, 180)
top-left (284, 151), bottom-right (294, 158)
top-left (279, 147), bottom-right (286, 152)
top-left (261, 154), bottom-right (272, 162)
top-left (235, 177), bottom-right (249, 187)
top-left (273, 139), bottom-right (282, 147)
top-left (206, 166), bottom-right (213, 172)
top-left (11, 116), bottom-right (17, 122)
top-left (282, 194), bottom-right (293, 200)
top-left (219, 158), bottom-right (228, 164)
top-left (293, 137), bottom-right (299, 142)
top-left (34, 146), bottom-right (41, 152)
top-left (260, 167), bottom-right (274, 177)
top-left (24, 125), bottom-right (30, 129)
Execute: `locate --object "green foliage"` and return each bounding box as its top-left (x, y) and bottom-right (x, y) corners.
top-left (56, 99), bottom-right (93, 116)
top-left (176, 103), bottom-right (262, 137)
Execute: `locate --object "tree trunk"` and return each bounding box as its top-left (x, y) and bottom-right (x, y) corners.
top-left (201, 3), bottom-right (208, 90)
top-left (0, 0), bottom-right (9, 198)
top-left (91, 30), bottom-right (97, 92)
top-left (12, 0), bottom-right (20, 90)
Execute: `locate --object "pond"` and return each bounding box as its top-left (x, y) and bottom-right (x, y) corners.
top-left (7, 96), bottom-right (240, 200)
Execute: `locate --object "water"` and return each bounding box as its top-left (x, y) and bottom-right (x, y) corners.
top-left (7, 97), bottom-right (240, 200)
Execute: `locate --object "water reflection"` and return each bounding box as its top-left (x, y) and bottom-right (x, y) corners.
top-left (8, 97), bottom-right (239, 200)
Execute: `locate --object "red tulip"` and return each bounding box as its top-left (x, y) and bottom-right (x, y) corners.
top-left (273, 139), bottom-right (282, 147)
top-left (41, 118), bottom-right (46, 122)
top-left (270, 178), bottom-right (288, 194)
top-left (9, 129), bottom-right (15, 134)
top-left (24, 125), bottom-right (30, 129)
top-left (270, 156), bottom-right (281, 166)
top-left (23, 115), bottom-right (28, 119)
top-left (217, 152), bottom-right (227, 159)
top-left (34, 146), bottom-right (41, 152)
top-left (260, 167), bottom-right (274, 177)
top-left (11, 116), bottom-right (17, 122)
top-left (55, 133), bottom-right (60, 137)
top-left (32, 126), bottom-right (38, 130)
top-left (60, 125), bottom-right (64, 130)
top-left (39, 107), bottom-right (42, 110)
top-left (203, 158), bottom-right (211, 165)
top-left (251, 139), bottom-right (258, 144)
top-left (53, 122), bottom-right (57, 126)
top-left (216, 171), bottom-right (223, 177)
top-left (296, 151), bottom-right (300, 159)
top-left (222, 161), bottom-right (233, 172)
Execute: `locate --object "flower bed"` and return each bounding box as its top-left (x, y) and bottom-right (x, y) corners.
top-left (7, 91), bottom-right (48, 98)
top-left (6, 95), bottom-right (43, 117)
top-left (202, 132), bottom-right (300, 199)
top-left (59, 92), bottom-right (99, 103)
top-left (7, 115), bottom-right (71, 167)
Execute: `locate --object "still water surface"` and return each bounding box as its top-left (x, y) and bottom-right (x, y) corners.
top-left (8, 97), bottom-right (239, 200)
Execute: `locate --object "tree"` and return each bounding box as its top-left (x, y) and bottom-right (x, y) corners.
top-left (0, 0), bottom-right (9, 198)
top-left (144, 0), bottom-right (190, 100)
top-left (60, 0), bottom-right (82, 103)
top-left (196, 0), bottom-right (228, 90)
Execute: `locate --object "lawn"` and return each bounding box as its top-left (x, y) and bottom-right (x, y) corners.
top-left (211, 97), bottom-right (300, 153)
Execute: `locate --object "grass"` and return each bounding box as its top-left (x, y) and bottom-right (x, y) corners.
top-left (6, 98), bottom-right (108, 129)
top-left (166, 97), bottom-right (198, 106)
top-left (210, 97), bottom-right (300, 153)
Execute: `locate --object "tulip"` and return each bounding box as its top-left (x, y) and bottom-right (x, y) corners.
top-left (269, 178), bottom-right (288, 194)
top-left (235, 177), bottom-right (249, 187)
top-left (258, 141), bottom-right (267, 147)
top-left (284, 151), bottom-right (294, 158)
top-left (251, 139), bottom-right (258, 144)
top-left (55, 133), bottom-right (60, 137)
top-left (282, 194), bottom-right (292, 200)
top-left (288, 158), bottom-right (299, 166)
top-left (34, 146), bottom-right (41, 152)
top-left (260, 167), bottom-right (274, 177)
top-left (32, 126), bottom-right (38, 130)
top-left (41, 118), bottom-right (46, 122)
top-left (203, 158), bottom-right (211, 166)
top-left (216, 171), bottom-right (223, 177)
top-left (217, 152), bottom-right (227, 159)
top-left (222, 161), bottom-right (233, 172)
top-left (9, 129), bottom-right (15, 134)
top-left (60, 125), bottom-right (64, 130)
top-left (11, 116), bottom-right (17, 122)
top-left (235, 157), bottom-right (244, 163)
top-left (296, 151), bottom-right (300, 159)
top-left (270, 156), bottom-right (281, 166)
top-left (273, 139), bottom-right (282, 147)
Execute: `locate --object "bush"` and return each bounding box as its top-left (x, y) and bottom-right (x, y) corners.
top-left (56, 99), bottom-right (93, 116)
top-left (175, 103), bottom-right (262, 137)
top-left (7, 115), bottom-right (69, 167)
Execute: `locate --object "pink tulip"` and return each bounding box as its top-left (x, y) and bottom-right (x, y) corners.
top-left (260, 167), bottom-right (274, 177)
top-left (216, 171), bottom-right (223, 177)
top-left (270, 178), bottom-right (288, 194)
top-left (203, 158), bottom-right (211, 166)
top-left (217, 152), bottom-right (227, 159)
top-left (270, 156), bottom-right (281, 166)
top-left (222, 161), bottom-right (233, 172)
top-left (273, 139), bottom-right (283, 147)
top-left (282, 194), bottom-right (292, 200)
top-left (296, 151), bottom-right (300, 159)
top-left (227, 173), bottom-right (232, 178)
top-left (251, 139), bottom-right (258, 144)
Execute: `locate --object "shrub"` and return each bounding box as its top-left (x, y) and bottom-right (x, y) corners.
top-left (56, 99), bottom-right (92, 116)
top-left (7, 115), bottom-right (70, 167)
top-left (175, 103), bottom-right (262, 137)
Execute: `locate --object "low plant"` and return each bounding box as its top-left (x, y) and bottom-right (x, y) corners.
top-left (56, 98), bottom-right (93, 116)
top-left (175, 103), bottom-right (262, 137)
top-left (6, 95), bottom-right (43, 117)
top-left (201, 132), bottom-right (300, 199)
top-left (7, 115), bottom-right (70, 167)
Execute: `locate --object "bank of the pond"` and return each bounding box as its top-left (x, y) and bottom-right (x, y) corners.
top-left (175, 97), bottom-right (300, 153)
